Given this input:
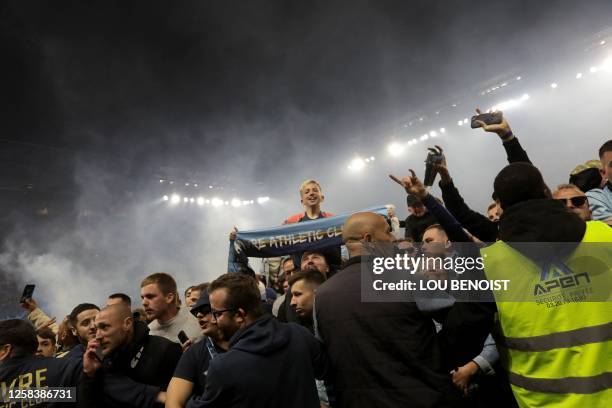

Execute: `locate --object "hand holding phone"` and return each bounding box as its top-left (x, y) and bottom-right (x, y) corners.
top-left (20, 284), bottom-right (35, 303)
top-left (470, 111), bottom-right (503, 129)
top-left (178, 330), bottom-right (189, 344)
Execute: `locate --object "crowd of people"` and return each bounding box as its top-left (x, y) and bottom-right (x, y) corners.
top-left (1, 111), bottom-right (611, 408)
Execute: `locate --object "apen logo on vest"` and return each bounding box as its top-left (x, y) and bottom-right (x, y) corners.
top-left (533, 261), bottom-right (591, 296)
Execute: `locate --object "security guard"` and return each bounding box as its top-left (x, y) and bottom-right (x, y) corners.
top-left (481, 163), bottom-right (612, 407)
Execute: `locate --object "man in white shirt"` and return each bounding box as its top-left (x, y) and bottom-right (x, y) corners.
top-left (140, 272), bottom-right (202, 344)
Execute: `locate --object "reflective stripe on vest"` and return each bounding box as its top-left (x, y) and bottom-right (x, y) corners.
top-left (481, 221), bottom-right (612, 406)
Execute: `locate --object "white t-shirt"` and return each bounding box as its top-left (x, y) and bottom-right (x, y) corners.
top-left (148, 306), bottom-right (203, 344)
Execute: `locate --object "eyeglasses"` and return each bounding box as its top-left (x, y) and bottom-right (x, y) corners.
top-left (211, 308), bottom-right (235, 320)
top-left (556, 196), bottom-right (588, 208)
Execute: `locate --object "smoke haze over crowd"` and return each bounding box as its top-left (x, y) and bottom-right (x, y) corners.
top-left (2, 0), bottom-right (612, 318)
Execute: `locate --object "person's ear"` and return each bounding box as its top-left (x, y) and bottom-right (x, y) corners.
top-left (320, 194), bottom-right (325, 202)
top-left (235, 308), bottom-right (247, 324)
top-left (363, 233), bottom-right (372, 243)
top-left (124, 316), bottom-right (133, 331)
top-left (0, 344), bottom-right (12, 361)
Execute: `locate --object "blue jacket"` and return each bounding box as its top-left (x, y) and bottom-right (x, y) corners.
top-left (586, 183), bottom-right (612, 223)
top-left (188, 315), bottom-right (328, 408)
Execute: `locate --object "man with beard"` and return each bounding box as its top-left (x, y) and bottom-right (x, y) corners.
top-left (65, 303), bottom-right (100, 359)
top-left (315, 211), bottom-right (459, 407)
top-left (187, 274), bottom-right (328, 408)
top-left (80, 304), bottom-right (182, 407)
top-left (166, 292), bottom-right (229, 408)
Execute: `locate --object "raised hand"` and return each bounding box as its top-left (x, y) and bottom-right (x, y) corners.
top-left (389, 170), bottom-right (428, 199)
top-left (474, 108), bottom-right (513, 140)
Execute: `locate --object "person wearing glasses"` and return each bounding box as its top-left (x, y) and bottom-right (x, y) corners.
top-left (187, 273), bottom-right (329, 408)
top-left (166, 291), bottom-right (229, 408)
top-left (553, 184), bottom-right (592, 221)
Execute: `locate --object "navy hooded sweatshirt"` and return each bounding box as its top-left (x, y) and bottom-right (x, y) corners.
top-left (187, 315), bottom-right (328, 408)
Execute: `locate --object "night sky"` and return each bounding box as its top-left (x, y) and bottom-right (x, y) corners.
top-left (2, 0), bottom-right (612, 316)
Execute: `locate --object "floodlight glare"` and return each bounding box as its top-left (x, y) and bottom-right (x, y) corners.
top-left (440, 128), bottom-right (446, 133)
top-left (388, 143), bottom-right (405, 157)
top-left (162, 195), bottom-right (169, 201)
top-left (211, 197), bottom-right (223, 207)
top-left (231, 198), bottom-right (242, 207)
top-left (348, 157), bottom-right (365, 171)
top-left (550, 83), bottom-right (558, 89)
top-left (576, 72), bottom-right (583, 79)
top-left (170, 194), bottom-right (181, 204)
top-left (197, 197), bottom-right (204, 206)
top-left (257, 196), bottom-right (270, 204)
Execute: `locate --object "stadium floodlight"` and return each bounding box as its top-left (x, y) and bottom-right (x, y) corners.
top-left (189, 198), bottom-right (195, 203)
top-left (183, 197), bottom-right (189, 203)
top-left (429, 130), bottom-right (437, 137)
top-left (257, 196), bottom-right (270, 204)
top-left (170, 194), bottom-right (180, 204)
top-left (420, 134), bottom-right (429, 141)
top-left (250, 200), bottom-right (254, 204)
top-left (242, 200), bottom-right (250, 206)
top-left (211, 197), bottom-right (223, 207)
top-left (159, 179), bottom-right (164, 183)
top-left (185, 183), bottom-right (190, 186)
top-left (162, 195), bottom-right (169, 201)
top-left (463, 118), bottom-right (469, 124)
top-left (387, 143), bottom-right (405, 157)
top-left (197, 197), bottom-right (204, 206)
top-left (440, 128), bottom-right (446, 133)
top-left (550, 83), bottom-right (558, 89)
top-left (348, 157), bottom-right (365, 171)
top-left (457, 120), bottom-right (463, 126)
top-left (205, 199), bottom-right (210, 204)
top-left (576, 72), bottom-right (583, 79)
top-left (601, 57), bottom-right (612, 72)
top-left (231, 198), bottom-right (242, 207)
top-left (370, 156), bottom-right (375, 161)
top-left (516, 76), bottom-right (522, 80)
top-left (590, 66), bottom-right (598, 73)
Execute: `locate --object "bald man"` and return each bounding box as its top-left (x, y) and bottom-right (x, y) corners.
top-left (315, 212), bottom-right (458, 407)
top-left (80, 304), bottom-right (182, 407)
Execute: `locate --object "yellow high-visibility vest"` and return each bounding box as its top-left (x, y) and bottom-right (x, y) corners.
top-left (481, 221), bottom-right (612, 408)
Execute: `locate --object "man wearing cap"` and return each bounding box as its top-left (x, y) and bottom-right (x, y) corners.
top-left (401, 194), bottom-right (438, 241)
top-left (166, 291), bottom-right (229, 408)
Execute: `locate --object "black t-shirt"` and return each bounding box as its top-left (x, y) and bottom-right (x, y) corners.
top-left (172, 337), bottom-right (225, 397)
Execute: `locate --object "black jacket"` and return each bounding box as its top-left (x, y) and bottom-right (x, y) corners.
top-left (439, 199), bottom-right (587, 375)
top-left (439, 136), bottom-right (532, 242)
top-left (315, 256), bottom-right (458, 408)
top-left (0, 354), bottom-right (82, 408)
top-left (188, 315), bottom-right (328, 408)
top-left (402, 211), bottom-right (438, 241)
top-left (79, 321), bottom-right (182, 408)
